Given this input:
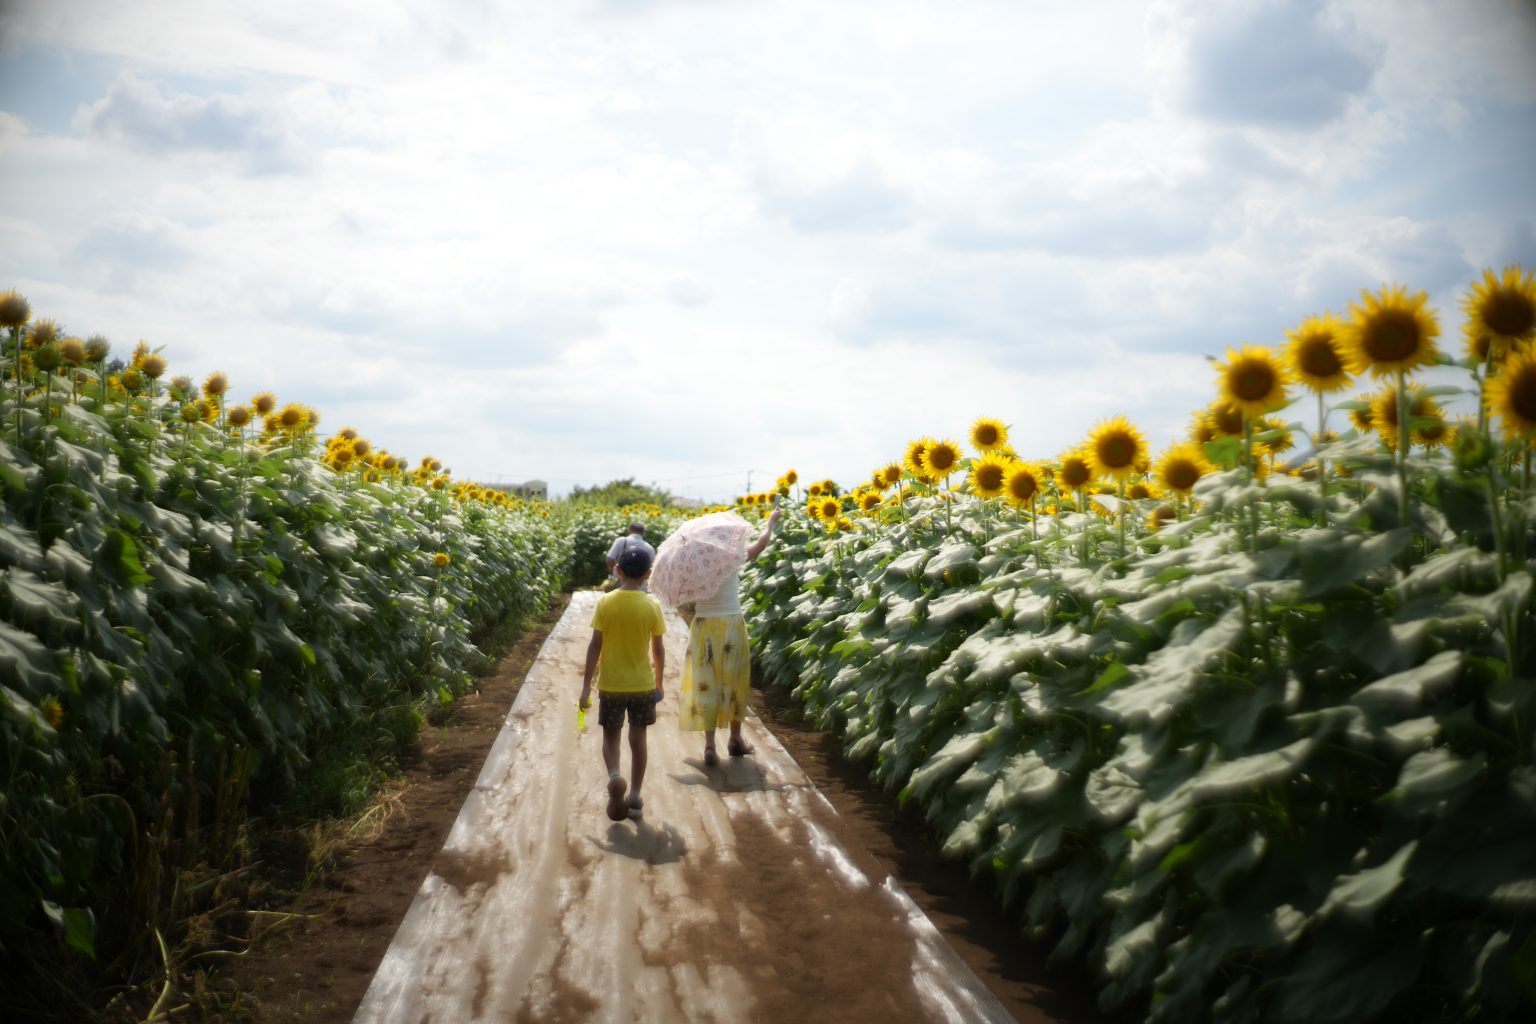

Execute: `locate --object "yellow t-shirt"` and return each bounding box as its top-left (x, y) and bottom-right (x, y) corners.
top-left (591, 589), bottom-right (667, 694)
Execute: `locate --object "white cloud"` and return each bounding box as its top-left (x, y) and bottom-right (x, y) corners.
top-left (74, 72), bottom-right (309, 173)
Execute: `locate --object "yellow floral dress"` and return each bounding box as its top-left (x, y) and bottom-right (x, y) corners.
top-left (678, 615), bottom-right (751, 730)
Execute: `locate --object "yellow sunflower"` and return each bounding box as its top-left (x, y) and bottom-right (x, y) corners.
top-left (1086, 416), bottom-right (1147, 480)
top-left (816, 495), bottom-right (843, 521)
top-left (140, 354), bottom-right (167, 379)
top-left (858, 489), bottom-right (883, 514)
top-left (1364, 387), bottom-right (1445, 451)
top-left (203, 371), bottom-right (229, 398)
top-left (879, 462), bottom-right (903, 487)
top-left (277, 403), bottom-right (307, 430)
top-left (1217, 345), bottom-right (1291, 418)
top-left (1155, 443), bottom-right (1207, 495)
top-left (1284, 313), bottom-right (1352, 393)
top-left (1253, 416), bottom-right (1293, 457)
top-left (252, 391), bottom-right (277, 415)
top-left (1057, 450), bottom-right (1093, 492)
top-left (1348, 402), bottom-right (1374, 433)
top-left (784, 469), bottom-right (799, 486)
top-left (0, 289), bottom-right (30, 329)
top-left (1485, 348), bottom-right (1536, 440)
top-left (1463, 264), bottom-right (1536, 357)
top-left (903, 439), bottom-right (931, 479)
top-left (1341, 283), bottom-right (1441, 378)
top-left (921, 438), bottom-right (962, 480)
top-left (227, 405), bottom-right (252, 428)
top-left (969, 416), bottom-right (1008, 452)
top-left (1147, 504), bottom-right (1177, 531)
top-left (967, 452), bottom-right (1013, 498)
top-left (1206, 400), bottom-right (1245, 438)
top-left (1003, 462), bottom-right (1044, 509)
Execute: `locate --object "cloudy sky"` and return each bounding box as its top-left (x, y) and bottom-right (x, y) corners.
top-left (2, 0), bottom-right (1534, 501)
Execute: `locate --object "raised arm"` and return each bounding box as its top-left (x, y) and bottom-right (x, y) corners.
top-left (745, 501), bottom-right (783, 561)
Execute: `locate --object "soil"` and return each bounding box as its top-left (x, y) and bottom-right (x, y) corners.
top-left (191, 592), bottom-right (1108, 1023)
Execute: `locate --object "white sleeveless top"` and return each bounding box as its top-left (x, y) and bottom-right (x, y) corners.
top-left (693, 570), bottom-right (742, 618)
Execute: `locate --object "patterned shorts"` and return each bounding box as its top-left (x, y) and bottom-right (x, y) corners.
top-left (598, 691), bottom-right (658, 729)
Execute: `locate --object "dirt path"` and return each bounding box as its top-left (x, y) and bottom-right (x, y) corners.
top-left (353, 591), bottom-right (1017, 1024)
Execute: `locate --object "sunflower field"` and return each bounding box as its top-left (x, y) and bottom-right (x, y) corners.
top-left (742, 271), bottom-right (1536, 1022)
top-left (0, 291), bottom-right (680, 1018)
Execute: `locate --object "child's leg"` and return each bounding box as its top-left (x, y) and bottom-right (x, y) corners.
top-left (602, 723), bottom-right (623, 777)
top-left (628, 724), bottom-right (648, 800)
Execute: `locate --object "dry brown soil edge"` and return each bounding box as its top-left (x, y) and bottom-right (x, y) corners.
top-left (193, 592), bottom-right (1112, 1024)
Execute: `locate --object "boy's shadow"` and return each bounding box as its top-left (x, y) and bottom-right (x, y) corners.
top-left (590, 819), bottom-right (688, 865)
top-left (669, 758), bottom-right (785, 795)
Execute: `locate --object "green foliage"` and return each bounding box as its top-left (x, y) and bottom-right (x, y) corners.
top-left (564, 476), bottom-right (676, 509)
top-left (0, 382), bottom-right (580, 1017)
top-left (745, 451), bottom-right (1536, 1023)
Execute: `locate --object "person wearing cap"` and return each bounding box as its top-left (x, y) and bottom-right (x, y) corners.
top-left (605, 522), bottom-right (655, 589)
top-left (580, 544), bottom-right (667, 821)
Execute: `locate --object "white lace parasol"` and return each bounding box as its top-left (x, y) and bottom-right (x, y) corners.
top-left (649, 511), bottom-right (755, 609)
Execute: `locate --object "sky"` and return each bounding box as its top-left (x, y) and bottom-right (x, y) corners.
top-left (2, 0), bottom-right (1534, 502)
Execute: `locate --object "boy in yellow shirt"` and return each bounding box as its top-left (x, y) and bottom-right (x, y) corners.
top-left (579, 545), bottom-right (667, 821)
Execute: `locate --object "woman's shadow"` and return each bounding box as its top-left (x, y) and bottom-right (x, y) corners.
top-left (590, 818), bottom-right (688, 865)
top-left (669, 756), bottom-right (786, 795)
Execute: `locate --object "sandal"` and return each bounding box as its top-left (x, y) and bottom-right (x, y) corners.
top-left (606, 774), bottom-right (629, 822)
top-left (702, 748), bottom-right (719, 767)
top-left (727, 739), bottom-right (755, 758)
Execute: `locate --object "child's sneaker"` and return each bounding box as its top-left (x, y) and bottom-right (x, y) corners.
top-left (606, 773), bottom-right (629, 821)
top-left (627, 795), bottom-right (644, 820)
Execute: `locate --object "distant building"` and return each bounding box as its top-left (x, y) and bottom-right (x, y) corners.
top-left (482, 479), bottom-right (549, 500)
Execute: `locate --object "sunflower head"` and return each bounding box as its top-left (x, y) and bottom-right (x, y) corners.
top-left (1086, 416), bottom-right (1147, 480)
top-left (1463, 264), bottom-right (1536, 355)
top-left (433, 552), bottom-right (450, 568)
top-left (352, 438), bottom-right (371, 458)
top-left (1147, 504), bottom-right (1177, 532)
top-left (783, 469), bottom-right (798, 486)
top-left (180, 401), bottom-right (203, 424)
top-left (140, 354), bottom-right (168, 379)
top-left (879, 462), bottom-right (903, 487)
top-left (1285, 313), bottom-right (1352, 393)
top-left (970, 417), bottom-right (1008, 452)
top-left (1126, 480), bottom-right (1157, 501)
top-left (1342, 283), bottom-right (1441, 378)
top-left (1217, 345), bottom-right (1291, 418)
top-left (120, 367), bottom-right (144, 391)
top-left (32, 342), bottom-right (61, 372)
top-left (1485, 348), bottom-right (1536, 441)
top-left (808, 482), bottom-right (823, 497)
top-left (1156, 443), bottom-right (1209, 494)
top-left (0, 289), bottom-right (30, 329)
top-left (84, 335), bottom-right (110, 362)
top-left (228, 405), bottom-right (253, 428)
top-left (858, 489), bottom-right (883, 513)
top-left (1057, 450), bottom-right (1093, 491)
top-left (921, 438), bottom-right (962, 479)
top-left (967, 452), bottom-right (1013, 498)
top-left (1254, 416), bottom-right (1294, 456)
top-left (1002, 462), bottom-right (1043, 508)
top-left (278, 403), bottom-right (307, 430)
top-left (816, 495), bottom-right (842, 521)
top-left (252, 391), bottom-right (277, 415)
top-left (59, 337), bottom-right (86, 366)
top-left (903, 439), bottom-right (931, 479)
top-left (203, 371), bottom-right (229, 398)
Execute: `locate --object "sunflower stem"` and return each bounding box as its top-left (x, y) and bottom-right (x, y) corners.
top-left (10, 325), bottom-right (22, 442)
top-left (1477, 345), bottom-right (1493, 435)
top-left (1315, 391), bottom-right (1327, 527)
top-left (1394, 370), bottom-right (1411, 534)
top-left (1116, 478), bottom-right (1126, 559)
top-left (1243, 417), bottom-right (1258, 556)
